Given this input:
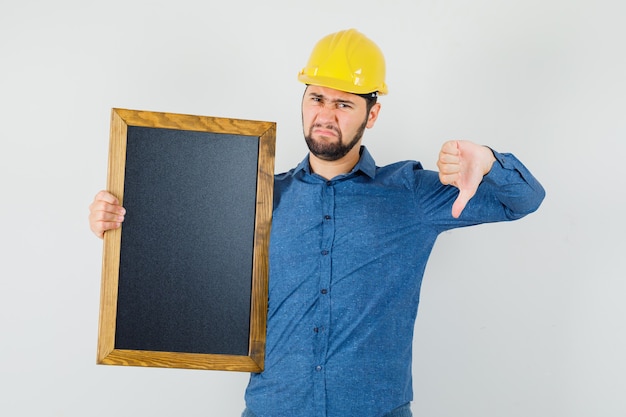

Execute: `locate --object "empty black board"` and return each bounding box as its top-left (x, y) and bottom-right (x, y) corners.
top-left (114, 125), bottom-right (259, 356)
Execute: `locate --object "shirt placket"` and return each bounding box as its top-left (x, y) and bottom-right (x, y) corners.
top-left (313, 180), bottom-right (336, 417)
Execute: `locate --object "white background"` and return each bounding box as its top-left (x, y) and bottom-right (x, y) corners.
top-left (1, 0), bottom-right (624, 416)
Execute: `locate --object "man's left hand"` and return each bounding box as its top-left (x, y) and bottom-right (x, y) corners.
top-left (437, 140), bottom-right (497, 218)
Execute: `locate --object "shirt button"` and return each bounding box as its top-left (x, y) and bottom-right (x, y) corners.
top-left (315, 365), bottom-right (322, 371)
top-left (324, 215), bottom-right (331, 220)
top-left (313, 327), bottom-right (319, 333)
top-left (326, 181), bottom-right (332, 186)
top-left (320, 289), bottom-right (328, 294)
top-left (321, 250), bottom-right (329, 255)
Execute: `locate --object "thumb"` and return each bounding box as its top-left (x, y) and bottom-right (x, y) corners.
top-left (451, 188), bottom-right (475, 218)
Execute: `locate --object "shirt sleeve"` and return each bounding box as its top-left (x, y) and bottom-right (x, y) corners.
top-left (414, 150), bottom-right (546, 233)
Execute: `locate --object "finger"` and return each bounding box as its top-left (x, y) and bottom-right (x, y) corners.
top-left (451, 188), bottom-right (475, 218)
top-left (438, 152), bottom-right (460, 164)
top-left (89, 199), bottom-right (126, 217)
top-left (95, 190), bottom-right (120, 205)
top-left (102, 202), bottom-right (126, 216)
top-left (92, 209), bottom-right (125, 222)
top-left (437, 161), bottom-right (460, 175)
top-left (440, 140), bottom-right (459, 155)
top-left (438, 172), bottom-right (458, 186)
top-left (90, 220), bottom-right (122, 239)
top-left (437, 157), bottom-right (459, 174)
top-left (98, 220), bottom-right (123, 231)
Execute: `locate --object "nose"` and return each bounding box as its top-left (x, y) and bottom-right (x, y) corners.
top-left (315, 104), bottom-right (337, 125)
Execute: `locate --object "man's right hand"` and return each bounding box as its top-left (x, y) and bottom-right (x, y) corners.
top-left (88, 190), bottom-right (125, 239)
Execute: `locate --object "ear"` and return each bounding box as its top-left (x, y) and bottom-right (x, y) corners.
top-left (366, 103), bottom-right (381, 129)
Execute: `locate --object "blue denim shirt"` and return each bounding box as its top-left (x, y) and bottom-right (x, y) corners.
top-left (245, 147), bottom-right (544, 417)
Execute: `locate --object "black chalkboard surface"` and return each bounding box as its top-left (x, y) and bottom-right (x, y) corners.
top-left (97, 109), bottom-right (275, 372)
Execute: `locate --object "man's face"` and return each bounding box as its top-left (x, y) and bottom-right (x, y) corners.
top-left (302, 85), bottom-right (378, 161)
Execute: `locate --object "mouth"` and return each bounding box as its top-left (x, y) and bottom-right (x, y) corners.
top-left (311, 124), bottom-right (340, 138)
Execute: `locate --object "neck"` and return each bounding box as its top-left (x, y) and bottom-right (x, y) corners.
top-left (308, 146), bottom-right (361, 180)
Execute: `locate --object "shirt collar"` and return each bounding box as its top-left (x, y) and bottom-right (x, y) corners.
top-left (292, 146), bottom-right (377, 180)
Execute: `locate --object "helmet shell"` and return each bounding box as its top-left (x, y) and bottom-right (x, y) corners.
top-left (298, 29), bottom-right (388, 95)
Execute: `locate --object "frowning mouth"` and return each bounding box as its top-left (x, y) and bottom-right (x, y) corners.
top-left (311, 124), bottom-right (340, 138)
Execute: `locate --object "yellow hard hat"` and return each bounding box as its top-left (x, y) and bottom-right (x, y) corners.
top-left (298, 29), bottom-right (388, 95)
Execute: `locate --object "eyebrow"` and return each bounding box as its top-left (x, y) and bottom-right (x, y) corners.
top-left (308, 92), bottom-right (356, 106)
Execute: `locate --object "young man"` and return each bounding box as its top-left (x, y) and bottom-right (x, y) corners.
top-left (89, 29), bottom-right (545, 417)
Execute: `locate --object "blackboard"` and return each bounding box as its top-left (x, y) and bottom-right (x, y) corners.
top-left (97, 109), bottom-right (275, 372)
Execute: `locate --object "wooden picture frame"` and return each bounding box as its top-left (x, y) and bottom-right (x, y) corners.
top-left (97, 108), bottom-right (275, 372)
